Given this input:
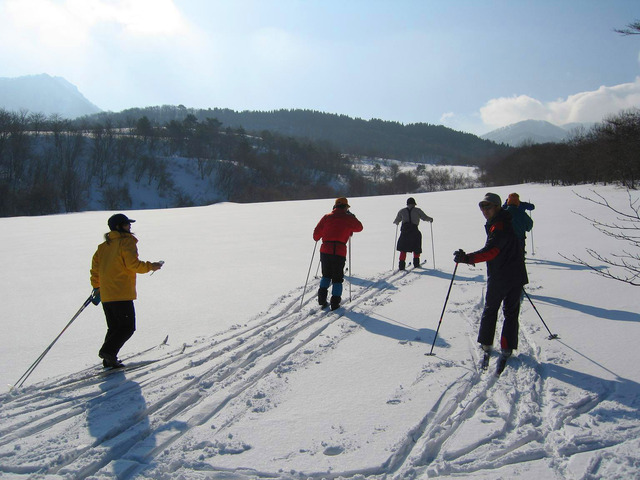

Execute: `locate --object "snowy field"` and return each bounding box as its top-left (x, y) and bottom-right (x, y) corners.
top-left (1, 183), bottom-right (639, 479)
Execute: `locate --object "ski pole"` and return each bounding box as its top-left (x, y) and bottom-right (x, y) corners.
top-left (430, 221), bottom-right (436, 270)
top-left (522, 289), bottom-right (558, 340)
top-left (299, 242), bottom-right (318, 310)
top-left (12, 294), bottom-right (93, 390)
top-left (528, 200), bottom-right (535, 256)
top-left (392, 223), bottom-right (399, 270)
top-left (426, 263), bottom-right (458, 356)
top-left (348, 238), bottom-right (352, 302)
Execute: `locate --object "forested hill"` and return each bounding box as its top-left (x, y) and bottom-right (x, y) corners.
top-left (84, 106), bottom-right (510, 164)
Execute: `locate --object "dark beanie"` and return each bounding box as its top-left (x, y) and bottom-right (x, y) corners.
top-left (479, 192), bottom-right (501, 207)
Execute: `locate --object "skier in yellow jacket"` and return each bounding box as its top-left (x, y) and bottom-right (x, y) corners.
top-left (90, 213), bottom-right (163, 368)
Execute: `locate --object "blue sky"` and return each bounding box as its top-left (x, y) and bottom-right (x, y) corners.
top-left (0, 0), bottom-right (638, 134)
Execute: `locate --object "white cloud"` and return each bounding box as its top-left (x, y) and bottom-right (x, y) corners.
top-left (479, 77), bottom-right (640, 129)
top-left (1, 0), bottom-right (187, 46)
top-left (2, 0), bottom-right (90, 47)
top-left (441, 78), bottom-right (640, 135)
top-left (0, 0), bottom-right (200, 109)
top-left (479, 95), bottom-right (548, 128)
top-left (87, 0), bottom-right (186, 36)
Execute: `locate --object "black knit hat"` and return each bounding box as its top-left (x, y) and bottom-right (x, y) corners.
top-left (407, 197), bottom-right (417, 206)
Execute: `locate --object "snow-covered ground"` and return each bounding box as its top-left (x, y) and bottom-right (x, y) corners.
top-left (1, 184), bottom-right (639, 479)
top-left (350, 157), bottom-right (478, 190)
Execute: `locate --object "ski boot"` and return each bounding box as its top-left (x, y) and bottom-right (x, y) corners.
top-left (496, 350), bottom-right (512, 376)
top-left (480, 344), bottom-right (492, 371)
top-left (100, 352), bottom-right (124, 369)
top-left (318, 287), bottom-right (329, 309)
top-left (330, 295), bottom-right (341, 311)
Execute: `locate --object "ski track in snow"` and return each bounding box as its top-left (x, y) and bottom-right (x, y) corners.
top-left (1, 268), bottom-right (417, 478)
top-left (402, 277), bottom-right (640, 480)
top-left (1, 263), bottom-right (639, 479)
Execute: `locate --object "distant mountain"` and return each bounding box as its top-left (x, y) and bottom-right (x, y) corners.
top-left (481, 119), bottom-right (571, 147)
top-left (0, 74), bottom-right (101, 118)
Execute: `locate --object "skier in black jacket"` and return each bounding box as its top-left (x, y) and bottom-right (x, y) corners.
top-left (453, 192), bottom-right (528, 374)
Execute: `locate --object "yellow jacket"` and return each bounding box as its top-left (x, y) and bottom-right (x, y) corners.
top-left (90, 232), bottom-right (154, 302)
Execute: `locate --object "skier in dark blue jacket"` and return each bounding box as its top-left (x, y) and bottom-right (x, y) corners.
top-left (454, 192), bottom-right (528, 374)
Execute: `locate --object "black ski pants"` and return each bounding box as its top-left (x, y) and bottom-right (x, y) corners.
top-left (99, 300), bottom-right (136, 358)
top-left (320, 252), bottom-right (346, 284)
top-left (477, 281), bottom-right (522, 351)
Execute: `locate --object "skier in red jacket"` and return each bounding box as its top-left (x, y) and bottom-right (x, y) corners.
top-left (313, 197), bottom-right (364, 310)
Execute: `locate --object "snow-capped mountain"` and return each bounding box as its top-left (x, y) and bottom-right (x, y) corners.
top-left (0, 73), bottom-right (101, 118)
top-left (481, 119), bottom-right (572, 146)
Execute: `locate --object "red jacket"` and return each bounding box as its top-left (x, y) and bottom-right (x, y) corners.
top-left (313, 209), bottom-right (363, 257)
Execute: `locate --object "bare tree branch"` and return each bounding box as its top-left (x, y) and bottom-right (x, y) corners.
top-left (614, 20), bottom-right (640, 36)
top-left (563, 189), bottom-right (640, 286)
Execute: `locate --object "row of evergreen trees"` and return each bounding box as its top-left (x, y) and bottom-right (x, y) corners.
top-left (85, 105), bottom-right (509, 164)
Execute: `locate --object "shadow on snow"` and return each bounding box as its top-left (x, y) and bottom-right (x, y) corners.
top-left (86, 373), bottom-right (187, 478)
top-left (526, 257), bottom-right (606, 272)
top-left (341, 308), bottom-right (450, 348)
top-left (529, 294), bottom-right (640, 323)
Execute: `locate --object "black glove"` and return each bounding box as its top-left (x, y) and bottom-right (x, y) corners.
top-left (453, 249), bottom-right (473, 264)
top-left (91, 287), bottom-right (101, 305)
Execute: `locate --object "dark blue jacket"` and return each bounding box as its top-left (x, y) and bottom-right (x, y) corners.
top-left (468, 209), bottom-right (528, 288)
top-left (505, 205), bottom-right (533, 240)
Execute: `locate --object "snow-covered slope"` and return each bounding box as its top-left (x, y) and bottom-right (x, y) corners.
top-left (1, 184), bottom-right (639, 479)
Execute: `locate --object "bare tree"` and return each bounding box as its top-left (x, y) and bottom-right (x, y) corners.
top-left (371, 163), bottom-right (382, 183)
top-left (562, 190), bottom-right (640, 286)
top-left (29, 112), bottom-right (47, 137)
top-left (614, 20), bottom-right (640, 36)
